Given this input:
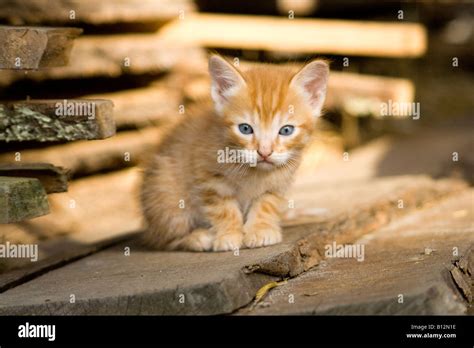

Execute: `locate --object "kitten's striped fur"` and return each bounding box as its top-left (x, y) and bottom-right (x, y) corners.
top-left (141, 55), bottom-right (329, 251)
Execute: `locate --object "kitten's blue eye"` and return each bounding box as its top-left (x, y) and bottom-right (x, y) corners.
top-left (238, 123), bottom-right (253, 135)
top-left (279, 125), bottom-right (294, 136)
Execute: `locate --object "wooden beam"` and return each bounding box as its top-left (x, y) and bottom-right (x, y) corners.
top-left (0, 127), bottom-right (167, 177)
top-left (159, 14), bottom-right (427, 58)
top-left (0, 34), bottom-right (205, 86)
top-left (0, 26), bottom-right (82, 69)
top-left (0, 0), bottom-right (195, 25)
top-left (326, 71), bottom-right (415, 116)
top-left (0, 168), bottom-right (141, 242)
top-left (0, 176), bottom-right (49, 223)
top-left (0, 163), bottom-right (69, 193)
top-left (86, 84), bottom-right (183, 129)
top-left (0, 99), bottom-right (115, 142)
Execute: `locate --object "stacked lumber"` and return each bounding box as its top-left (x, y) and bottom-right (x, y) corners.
top-left (0, 0), bottom-right (201, 272)
top-left (0, 24), bottom-right (103, 225)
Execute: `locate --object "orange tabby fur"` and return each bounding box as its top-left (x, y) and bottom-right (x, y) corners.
top-left (140, 55), bottom-right (329, 251)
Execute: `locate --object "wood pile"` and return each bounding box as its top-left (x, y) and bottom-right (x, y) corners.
top-left (0, 0), bottom-right (429, 272)
top-left (0, 0), bottom-right (200, 271)
top-left (0, 23), bottom-right (95, 227)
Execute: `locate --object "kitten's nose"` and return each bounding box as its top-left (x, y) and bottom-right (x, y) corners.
top-left (257, 149), bottom-right (273, 159)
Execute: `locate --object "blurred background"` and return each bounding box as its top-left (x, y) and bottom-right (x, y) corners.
top-left (0, 0), bottom-right (473, 272)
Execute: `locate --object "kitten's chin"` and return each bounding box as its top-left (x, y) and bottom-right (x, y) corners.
top-left (256, 161), bottom-right (276, 171)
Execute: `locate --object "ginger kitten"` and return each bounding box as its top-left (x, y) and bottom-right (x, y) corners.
top-left (141, 55), bottom-right (329, 252)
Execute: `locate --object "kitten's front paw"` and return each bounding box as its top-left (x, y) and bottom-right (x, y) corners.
top-left (212, 233), bottom-right (243, 252)
top-left (243, 226), bottom-right (282, 248)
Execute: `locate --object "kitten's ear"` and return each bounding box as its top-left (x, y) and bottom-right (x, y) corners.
top-left (208, 55), bottom-right (246, 113)
top-left (290, 60), bottom-right (329, 117)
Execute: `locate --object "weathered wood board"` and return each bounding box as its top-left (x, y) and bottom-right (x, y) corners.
top-left (0, 99), bottom-right (115, 142)
top-left (0, 163), bottom-right (69, 193)
top-left (0, 231), bottom-right (139, 292)
top-left (0, 26), bottom-right (82, 69)
top-left (0, 176), bottom-right (49, 223)
top-left (240, 191), bottom-right (473, 315)
top-left (0, 175), bottom-right (466, 314)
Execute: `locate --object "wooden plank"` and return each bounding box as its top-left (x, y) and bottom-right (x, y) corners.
top-left (0, 35), bottom-right (205, 86)
top-left (0, 127), bottom-right (167, 177)
top-left (327, 72), bottom-right (415, 116)
top-left (0, 176), bottom-right (466, 314)
top-left (0, 0), bottom-right (195, 25)
top-left (0, 176), bottom-right (49, 223)
top-left (0, 26), bottom-right (82, 69)
top-left (0, 167), bottom-right (142, 245)
top-left (0, 231), bottom-right (139, 292)
top-left (0, 99), bottom-right (115, 142)
top-left (86, 84), bottom-right (183, 128)
top-left (239, 191), bottom-right (473, 315)
top-left (0, 163), bottom-right (69, 193)
top-left (159, 14), bottom-right (427, 58)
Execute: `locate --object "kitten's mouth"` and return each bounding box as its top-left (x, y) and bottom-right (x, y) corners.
top-left (258, 159), bottom-right (273, 164)
top-left (257, 159), bottom-right (275, 169)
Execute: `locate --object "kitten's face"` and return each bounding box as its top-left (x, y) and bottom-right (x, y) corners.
top-left (209, 56), bottom-right (329, 171)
